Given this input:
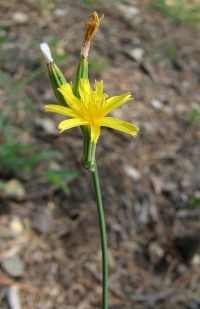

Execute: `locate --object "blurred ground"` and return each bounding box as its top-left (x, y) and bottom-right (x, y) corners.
top-left (0, 0), bottom-right (200, 308)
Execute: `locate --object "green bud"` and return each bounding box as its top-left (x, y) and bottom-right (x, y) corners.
top-left (47, 62), bottom-right (68, 107)
top-left (73, 57), bottom-right (88, 98)
top-left (40, 42), bottom-right (68, 107)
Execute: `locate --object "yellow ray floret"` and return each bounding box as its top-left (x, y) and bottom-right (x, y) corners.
top-left (44, 79), bottom-right (139, 143)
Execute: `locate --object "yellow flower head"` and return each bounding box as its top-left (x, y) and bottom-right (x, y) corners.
top-left (44, 79), bottom-right (139, 144)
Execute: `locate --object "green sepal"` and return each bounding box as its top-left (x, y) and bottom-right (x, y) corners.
top-left (47, 62), bottom-right (68, 107)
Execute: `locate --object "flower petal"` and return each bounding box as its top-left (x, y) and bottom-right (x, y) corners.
top-left (94, 117), bottom-right (139, 137)
top-left (91, 125), bottom-right (101, 143)
top-left (103, 93), bottom-right (132, 116)
top-left (58, 118), bottom-right (89, 133)
top-left (45, 104), bottom-right (78, 118)
top-left (58, 84), bottom-right (82, 114)
top-left (95, 80), bottom-right (103, 97)
top-left (79, 79), bottom-right (93, 98)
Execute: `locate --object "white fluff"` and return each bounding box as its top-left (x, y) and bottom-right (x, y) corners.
top-left (40, 42), bottom-right (53, 63)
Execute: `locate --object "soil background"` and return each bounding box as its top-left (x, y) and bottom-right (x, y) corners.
top-left (0, 0), bottom-right (200, 308)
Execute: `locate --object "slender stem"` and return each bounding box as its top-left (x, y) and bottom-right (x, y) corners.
top-left (91, 161), bottom-right (108, 309)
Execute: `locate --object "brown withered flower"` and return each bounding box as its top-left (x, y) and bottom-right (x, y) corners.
top-left (83, 11), bottom-right (104, 42)
top-left (81, 11), bottom-right (104, 58)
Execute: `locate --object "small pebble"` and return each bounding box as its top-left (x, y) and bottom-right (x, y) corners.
top-left (1, 255), bottom-right (25, 277)
top-left (12, 12), bottom-right (28, 24)
top-left (123, 164), bottom-right (141, 181)
top-left (148, 242), bottom-right (164, 265)
top-left (49, 160), bottom-right (62, 171)
top-left (54, 8), bottom-right (68, 17)
top-left (36, 117), bottom-right (58, 135)
top-left (150, 99), bottom-right (162, 110)
top-left (117, 3), bottom-right (140, 20)
top-left (9, 217), bottom-right (24, 236)
top-left (33, 208), bottom-right (53, 234)
top-left (5, 179), bottom-right (25, 198)
top-left (7, 285), bottom-right (22, 309)
top-left (128, 47), bottom-right (145, 64)
top-left (176, 263), bottom-right (188, 275)
top-left (191, 254), bottom-right (200, 266)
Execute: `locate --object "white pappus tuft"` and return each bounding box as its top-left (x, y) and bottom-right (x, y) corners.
top-left (40, 42), bottom-right (53, 63)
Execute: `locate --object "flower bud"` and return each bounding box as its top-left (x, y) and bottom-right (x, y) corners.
top-left (40, 42), bottom-right (68, 107)
top-left (47, 62), bottom-right (68, 107)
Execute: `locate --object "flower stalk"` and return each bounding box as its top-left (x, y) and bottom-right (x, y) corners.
top-left (91, 162), bottom-right (108, 309)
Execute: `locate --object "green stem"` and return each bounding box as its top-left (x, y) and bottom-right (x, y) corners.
top-left (91, 161), bottom-right (108, 309)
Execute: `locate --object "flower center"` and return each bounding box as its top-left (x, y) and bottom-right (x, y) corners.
top-left (80, 92), bottom-right (107, 124)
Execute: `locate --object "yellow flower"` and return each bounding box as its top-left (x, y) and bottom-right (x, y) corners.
top-left (44, 79), bottom-right (139, 144)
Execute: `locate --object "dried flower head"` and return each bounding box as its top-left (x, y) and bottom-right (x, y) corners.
top-left (84, 11), bottom-right (104, 43)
